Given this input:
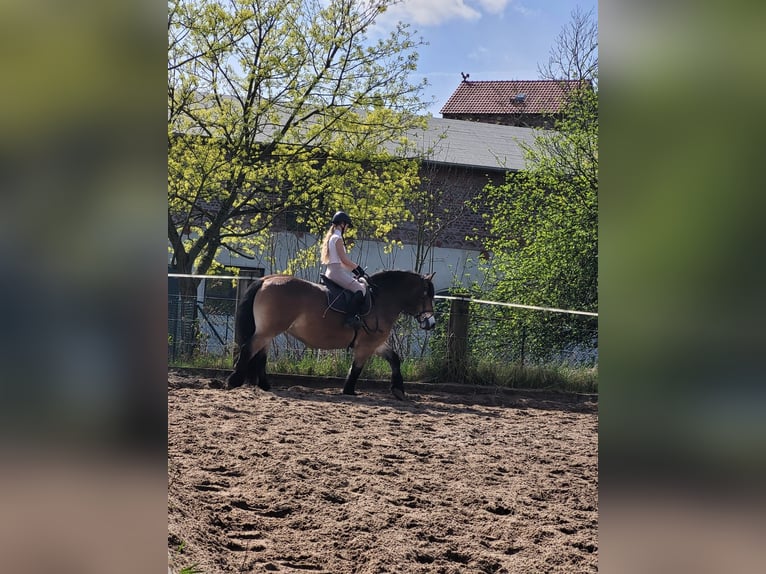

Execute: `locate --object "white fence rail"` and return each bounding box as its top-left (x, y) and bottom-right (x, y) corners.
top-left (167, 274), bottom-right (598, 318)
top-left (168, 274), bottom-right (598, 368)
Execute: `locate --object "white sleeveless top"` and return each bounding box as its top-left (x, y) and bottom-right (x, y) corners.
top-left (327, 229), bottom-right (344, 265)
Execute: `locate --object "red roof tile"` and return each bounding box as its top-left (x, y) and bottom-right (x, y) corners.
top-left (440, 80), bottom-right (584, 115)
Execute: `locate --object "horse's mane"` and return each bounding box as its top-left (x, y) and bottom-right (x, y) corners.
top-left (368, 269), bottom-right (417, 286)
top-left (368, 270), bottom-right (433, 297)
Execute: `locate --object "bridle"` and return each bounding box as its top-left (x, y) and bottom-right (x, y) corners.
top-left (413, 278), bottom-right (436, 330)
top-left (415, 310), bottom-right (435, 329)
top-left (366, 273), bottom-right (436, 330)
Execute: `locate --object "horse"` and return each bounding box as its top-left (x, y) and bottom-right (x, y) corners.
top-left (226, 270), bottom-right (436, 400)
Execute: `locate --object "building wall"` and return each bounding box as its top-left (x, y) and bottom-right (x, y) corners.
top-left (389, 163), bottom-right (506, 251)
top-left (214, 231), bottom-right (485, 295)
top-left (195, 160), bottom-right (509, 295)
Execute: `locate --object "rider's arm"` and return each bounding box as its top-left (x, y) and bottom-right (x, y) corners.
top-left (335, 239), bottom-right (357, 271)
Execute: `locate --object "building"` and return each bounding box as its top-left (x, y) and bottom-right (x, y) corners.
top-left (440, 79), bottom-right (584, 129)
top-left (215, 115), bottom-right (542, 294)
top-left (170, 93), bottom-right (559, 357)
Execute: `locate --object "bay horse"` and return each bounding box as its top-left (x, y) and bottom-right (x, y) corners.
top-left (226, 270), bottom-right (436, 400)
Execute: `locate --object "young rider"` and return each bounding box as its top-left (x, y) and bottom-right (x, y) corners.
top-left (320, 211), bottom-right (367, 327)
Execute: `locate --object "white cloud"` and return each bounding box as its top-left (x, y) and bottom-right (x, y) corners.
top-left (382, 0), bottom-right (478, 26)
top-left (509, 3), bottom-right (538, 17)
top-left (379, 0), bottom-right (515, 27)
top-left (475, 0), bottom-right (511, 15)
top-left (468, 45), bottom-right (489, 61)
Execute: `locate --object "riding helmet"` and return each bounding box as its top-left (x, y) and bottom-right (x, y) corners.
top-left (331, 211), bottom-right (353, 227)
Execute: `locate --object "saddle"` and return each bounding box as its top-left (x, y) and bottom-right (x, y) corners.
top-left (319, 274), bottom-right (373, 317)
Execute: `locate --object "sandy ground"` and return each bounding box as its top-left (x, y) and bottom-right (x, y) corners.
top-left (168, 371), bottom-right (598, 573)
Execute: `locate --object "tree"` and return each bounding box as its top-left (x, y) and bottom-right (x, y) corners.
top-left (479, 8), bottom-right (598, 363)
top-left (538, 5), bottom-right (598, 84)
top-left (168, 0), bottom-right (429, 305)
top-left (408, 161), bottom-right (481, 274)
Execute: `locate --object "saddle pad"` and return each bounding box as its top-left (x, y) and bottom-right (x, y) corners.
top-left (320, 275), bottom-right (372, 315)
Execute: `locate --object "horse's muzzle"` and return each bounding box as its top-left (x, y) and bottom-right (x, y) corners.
top-left (417, 312), bottom-right (436, 330)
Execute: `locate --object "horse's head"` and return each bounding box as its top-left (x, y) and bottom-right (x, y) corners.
top-left (368, 270), bottom-right (437, 330)
top-left (411, 272), bottom-right (436, 330)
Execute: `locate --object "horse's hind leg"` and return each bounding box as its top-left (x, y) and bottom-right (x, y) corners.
top-left (227, 339), bottom-right (253, 389)
top-left (378, 346), bottom-right (405, 400)
top-left (227, 336), bottom-right (270, 390)
top-left (246, 349), bottom-right (270, 391)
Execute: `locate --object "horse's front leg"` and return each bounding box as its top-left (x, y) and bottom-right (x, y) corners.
top-left (378, 346), bottom-right (405, 400)
top-left (342, 358), bottom-right (366, 396)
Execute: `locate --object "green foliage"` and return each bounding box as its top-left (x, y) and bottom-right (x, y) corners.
top-left (172, 537), bottom-right (203, 574)
top-left (479, 85), bottom-right (598, 361)
top-left (168, 0), bottom-right (429, 281)
top-left (170, 352), bottom-right (233, 370)
top-left (467, 8), bottom-right (599, 364)
top-left (419, 344), bottom-right (596, 392)
top-left (269, 350), bottom-right (351, 377)
top-left (267, 350), bottom-right (428, 380)
top-left (470, 359), bottom-right (597, 393)
top-left (170, 349), bottom-right (595, 392)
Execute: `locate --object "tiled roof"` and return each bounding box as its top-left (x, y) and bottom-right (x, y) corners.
top-left (440, 80), bottom-right (584, 115)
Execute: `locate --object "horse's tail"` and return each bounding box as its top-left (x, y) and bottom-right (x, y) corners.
top-left (234, 278), bottom-right (264, 345)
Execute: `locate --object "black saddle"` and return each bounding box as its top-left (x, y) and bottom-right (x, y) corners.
top-left (319, 274), bottom-right (372, 316)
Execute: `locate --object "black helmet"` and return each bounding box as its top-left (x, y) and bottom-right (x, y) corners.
top-left (331, 210), bottom-right (353, 227)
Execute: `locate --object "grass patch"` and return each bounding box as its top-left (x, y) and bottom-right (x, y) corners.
top-left (169, 351), bottom-right (597, 393)
top-left (472, 361), bottom-right (597, 393)
top-left (268, 352), bottom-right (430, 381)
top-left (170, 353), bottom-right (233, 370)
top-left (423, 355), bottom-right (597, 393)
top-left (269, 351), bottom-right (350, 378)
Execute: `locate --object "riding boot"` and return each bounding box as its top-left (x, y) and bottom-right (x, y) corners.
top-left (344, 290), bottom-right (365, 328)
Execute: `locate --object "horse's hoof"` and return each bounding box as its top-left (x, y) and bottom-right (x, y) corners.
top-left (226, 374), bottom-right (244, 389)
top-left (391, 387), bottom-right (405, 401)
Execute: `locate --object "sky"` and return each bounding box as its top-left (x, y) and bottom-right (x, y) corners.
top-left (371, 0), bottom-right (598, 116)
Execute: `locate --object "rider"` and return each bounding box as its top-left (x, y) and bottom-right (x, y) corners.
top-left (320, 210), bottom-right (368, 327)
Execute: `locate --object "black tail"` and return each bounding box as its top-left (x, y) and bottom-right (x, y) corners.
top-left (234, 278), bottom-right (263, 345)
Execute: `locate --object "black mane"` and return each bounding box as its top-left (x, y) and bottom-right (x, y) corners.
top-left (368, 270), bottom-right (434, 307)
top-left (369, 269), bottom-right (425, 290)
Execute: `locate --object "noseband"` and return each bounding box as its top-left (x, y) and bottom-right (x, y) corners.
top-left (413, 278), bottom-right (436, 329)
top-left (415, 310), bottom-right (432, 322)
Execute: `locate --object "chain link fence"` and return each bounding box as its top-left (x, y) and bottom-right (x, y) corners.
top-left (168, 280), bottom-right (597, 375)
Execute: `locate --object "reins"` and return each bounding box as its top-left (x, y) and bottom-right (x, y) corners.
top-left (322, 290), bottom-right (346, 318)
top-left (322, 272), bottom-right (432, 347)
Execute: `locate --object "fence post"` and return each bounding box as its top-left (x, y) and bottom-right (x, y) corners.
top-left (446, 295), bottom-right (470, 382)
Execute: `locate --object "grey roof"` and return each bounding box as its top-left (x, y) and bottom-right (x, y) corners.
top-left (175, 95), bottom-right (543, 172)
top-left (406, 117), bottom-right (544, 172)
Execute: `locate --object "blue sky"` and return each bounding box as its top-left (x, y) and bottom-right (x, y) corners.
top-left (372, 0), bottom-right (598, 116)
